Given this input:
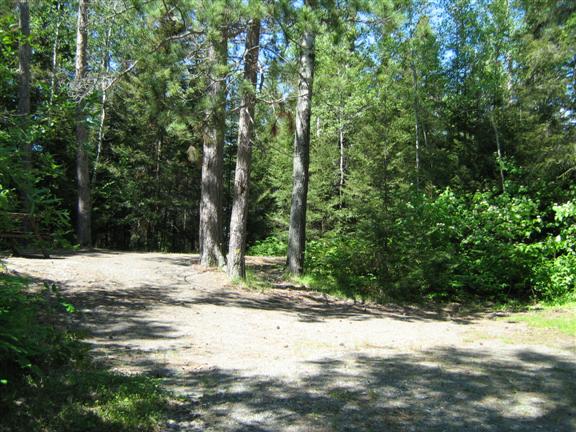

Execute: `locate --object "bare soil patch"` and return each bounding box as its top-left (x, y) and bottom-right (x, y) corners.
top-left (6, 251), bottom-right (576, 431)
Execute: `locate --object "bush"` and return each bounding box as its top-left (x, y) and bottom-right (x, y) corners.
top-left (305, 235), bottom-right (379, 300)
top-left (529, 201), bottom-right (576, 302)
top-left (247, 236), bottom-right (287, 256)
top-left (0, 275), bottom-right (76, 384)
top-left (0, 274), bottom-right (171, 431)
top-left (303, 186), bottom-right (576, 304)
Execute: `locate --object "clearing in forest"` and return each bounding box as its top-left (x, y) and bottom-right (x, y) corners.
top-left (6, 251), bottom-right (576, 432)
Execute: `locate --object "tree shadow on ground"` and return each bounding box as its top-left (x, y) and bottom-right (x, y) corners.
top-left (146, 253), bottom-right (488, 325)
top-left (144, 255), bottom-right (199, 266)
top-left (12, 251), bottom-right (491, 340)
top-left (160, 347), bottom-right (576, 432)
top-left (6, 253), bottom-right (576, 431)
top-left (183, 287), bottom-right (489, 324)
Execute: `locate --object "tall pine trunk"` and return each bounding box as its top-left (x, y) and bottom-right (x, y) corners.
top-left (287, 7), bottom-right (316, 276)
top-left (227, 19), bottom-right (261, 279)
top-left (74, 0), bottom-right (91, 247)
top-left (17, 0), bottom-right (31, 166)
top-left (199, 31), bottom-right (227, 267)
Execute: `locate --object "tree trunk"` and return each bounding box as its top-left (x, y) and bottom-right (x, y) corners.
top-left (49, 0), bottom-right (61, 105)
top-left (490, 111), bottom-right (505, 191)
top-left (410, 60), bottom-right (421, 190)
top-left (92, 25), bottom-right (111, 186)
top-left (199, 31), bottom-right (227, 267)
top-left (17, 0), bottom-right (31, 164)
top-left (287, 7), bottom-right (316, 276)
top-left (227, 19), bottom-right (261, 279)
top-left (338, 122), bottom-right (345, 205)
top-left (75, 0), bottom-right (92, 247)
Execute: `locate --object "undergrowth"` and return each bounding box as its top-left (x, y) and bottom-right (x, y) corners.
top-left (0, 273), bottom-right (172, 432)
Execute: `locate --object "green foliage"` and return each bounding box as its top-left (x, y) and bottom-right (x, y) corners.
top-left (0, 274), bottom-right (171, 432)
top-left (248, 236), bottom-right (287, 256)
top-left (0, 276), bottom-right (76, 382)
top-left (303, 184), bottom-right (576, 304)
top-left (305, 235), bottom-right (378, 301)
top-left (1, 0), bottom-right (575, 304)
top-left (529, 200), bottom-right (576, 302)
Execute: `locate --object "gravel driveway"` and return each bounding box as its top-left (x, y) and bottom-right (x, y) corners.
top-left (6, 251), bottom-right (576, 431)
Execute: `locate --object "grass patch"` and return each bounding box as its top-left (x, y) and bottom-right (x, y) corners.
top-left (232, 269), bottom-right (274, 292)
top-left (290, 273), bottom-right (374, 303)
top-left (505, 302), bottom-right (576, 337)
top-left (0, 273), bottom-right (173, 431)
top-left (3, 368), bottom-right (171, 432)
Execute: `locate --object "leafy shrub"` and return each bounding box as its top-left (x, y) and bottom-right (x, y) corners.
top-left (529, 201), bottom-right (576, 302)
top-left (0, 274), bottom-right (171, 431)
top-left (304, 186), bottom-right (576, 303)
top-left (305, 235), bottom-right (378, 300)
top-left (419, 188), bottom-right (542, 299)
top-left (247, 236), bottom-right (287, 256)
top-left (0, 275), bottom-right (83, 387)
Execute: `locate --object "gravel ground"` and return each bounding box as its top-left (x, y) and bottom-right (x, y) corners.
top-left (6, 251), bottom-right (576, 431)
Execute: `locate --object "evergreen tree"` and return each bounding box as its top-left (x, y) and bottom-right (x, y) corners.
top-left (228, 12), bottom-right (262, 279)
top-left (287, 0), bottom-right (318, 276)
top-left (74, 0), bottom-right (91, 247)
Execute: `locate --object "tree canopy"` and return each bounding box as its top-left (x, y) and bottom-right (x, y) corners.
top-left (1, 0), bottom-right (575, 303)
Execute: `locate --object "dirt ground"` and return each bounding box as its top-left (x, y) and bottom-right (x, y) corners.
top-left (6, 251), bottom-right (576, 431)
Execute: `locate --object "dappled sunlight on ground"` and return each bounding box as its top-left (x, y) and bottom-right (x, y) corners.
top-left (6, 251), bottom-right (576, 431)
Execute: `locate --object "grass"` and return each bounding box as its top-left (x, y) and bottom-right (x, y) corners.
top-left (290, 273), bottom-right (354, 300)
top-left (3, 368), bottom-right (171, 432)
top-left (232, 269), bottom-right (274, 292)
top-left (504, 302), bottom-right (576, 337)
top-left (0, 273), bottom-right (174, 432)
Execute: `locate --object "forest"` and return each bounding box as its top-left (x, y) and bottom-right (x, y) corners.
top-left (1, 0), bottom-right (575, 303)
top-left (1, 0), bottom-right (576, 430)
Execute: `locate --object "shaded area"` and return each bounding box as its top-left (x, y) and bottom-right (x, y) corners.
top-left (6, 252), bottom-right (576, 431)
top-left (2, 361), bottom-right (172, 432)
top-left (14, 251), bottom-right (492, 337)
top-left (150, 253), bottom-right (492, 325)
top-left (161, 348), bottom-right (576, 432)
top-left (180, 288), bottom-right (489, 324)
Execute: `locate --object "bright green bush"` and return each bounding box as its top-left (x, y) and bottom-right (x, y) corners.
top-left (529, 201), bottom-right (576, 302)
top-left (304, 186), bottom-right (576, 303)
top-left (247, 236), bottom-right (287, 256)
top-left (0, 274), bottom-right (171, 431)
top-left (420, 188), bottom-right (542, 299)
top-left (305, 235), bottom-right (378, 300)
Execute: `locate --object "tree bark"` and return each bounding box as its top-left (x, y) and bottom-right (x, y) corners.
top-left (338, 121), bottom-right (345, 204)
top-left (17, 0), bottom-right (31, 164)
top-left (410, 60), bottom-right (421, 190)
top-left (227, 19), bottom-right (261, 279)
top-left (287, 5), bottom-right (316, 276)
top-left (75, 0), bottom-right (92, 247)
top-left (490, 111), bottom-right (505, 192)
top-left (49, 0), bottom-right (62, 105)
top-left (199, 31), bottom-right (227, 267)
top-left (92, 26), bottom-right (111, 186)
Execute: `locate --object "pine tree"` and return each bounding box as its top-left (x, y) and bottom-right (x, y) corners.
top-left (199, 20), bottom-right (228, 267)
top-left (287, 0), bottom-right (317, 276)
top-left (74, 0), bottom-right (92, 247)
top-left (228, 16), bottom-right (261, 279)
